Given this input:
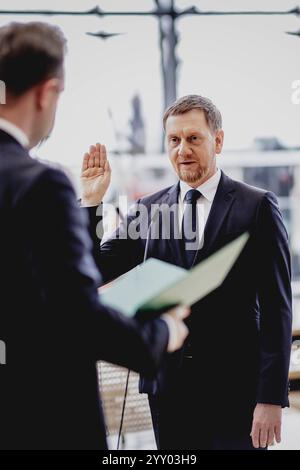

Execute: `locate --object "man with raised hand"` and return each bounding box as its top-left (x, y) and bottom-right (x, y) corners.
top-left (81, 95), bottom-right (292, 450)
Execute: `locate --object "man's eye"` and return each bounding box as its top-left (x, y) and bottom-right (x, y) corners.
top-left (170, 137), bottom-right (178, 144)
top-left (191, 136), bottom-right (198, 141)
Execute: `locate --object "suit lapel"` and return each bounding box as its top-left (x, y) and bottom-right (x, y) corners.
top-left (194, 171), bottom-right (236, 264)
top-left (150, 172), bottom-right (236, 268)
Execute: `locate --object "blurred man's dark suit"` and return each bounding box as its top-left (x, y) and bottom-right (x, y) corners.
top-left (0, 129), bottom-right (170, 450)
top-left (86, 169), bottom-right (292, 450)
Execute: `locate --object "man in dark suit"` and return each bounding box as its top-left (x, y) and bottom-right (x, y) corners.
top-left (81, 95), bottom-right (292, 450)
top-left (0, 22), bottom-right (189, 450)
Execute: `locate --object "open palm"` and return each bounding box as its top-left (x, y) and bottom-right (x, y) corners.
top-left (81, 143), bottom-right (111, 205)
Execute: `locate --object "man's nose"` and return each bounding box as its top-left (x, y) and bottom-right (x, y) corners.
top-left (178, 141), bottom-right (192, 157)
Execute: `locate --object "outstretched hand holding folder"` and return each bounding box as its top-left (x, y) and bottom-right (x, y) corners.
top-left (100, 233), bottom-right (249, 319)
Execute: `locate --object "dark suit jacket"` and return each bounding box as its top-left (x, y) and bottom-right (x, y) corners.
top-left (86, 170), bottom-right (292, 433)
top-left (0, 130), bottom-right (169, 450)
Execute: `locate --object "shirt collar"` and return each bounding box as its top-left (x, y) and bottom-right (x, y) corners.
top-left (179, 168), bottom-right (221, 203)
top-left (0, 118), bottom-right (29, 148)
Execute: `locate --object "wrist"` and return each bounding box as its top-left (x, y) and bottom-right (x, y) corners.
top-left (257, 403), bottom-right (281, 408)
top-left (81, 197), bottom-right (102, 207)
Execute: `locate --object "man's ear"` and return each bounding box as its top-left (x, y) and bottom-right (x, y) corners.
top-left (215, 129), bottom-right (224, 154)
top-left (35, 78), bottom-right (60, 111)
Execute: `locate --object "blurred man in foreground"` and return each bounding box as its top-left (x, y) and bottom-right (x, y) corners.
top-left (0, 22), bottom-right (189, 450)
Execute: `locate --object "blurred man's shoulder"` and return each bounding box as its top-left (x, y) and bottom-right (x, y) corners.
top-left (9, 156), bottom-right (74, 207)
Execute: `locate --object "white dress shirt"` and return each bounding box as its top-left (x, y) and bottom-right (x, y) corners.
top-left (0, 117), bottom-right (29, 148)
top-left (178, 168), bottom-right (221, 250)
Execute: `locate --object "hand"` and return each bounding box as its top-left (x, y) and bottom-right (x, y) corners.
top-left (250, 403), bottom-right (282, 448)
top-left (81, 143), bottom-right (111, 206)
top-left (162, 306), bottom-right (190, 353)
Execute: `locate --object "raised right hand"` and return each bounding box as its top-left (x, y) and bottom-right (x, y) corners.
top-left (81, 143), bottom-right (111, 206)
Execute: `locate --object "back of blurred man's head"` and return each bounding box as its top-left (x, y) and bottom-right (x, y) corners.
top-left (0, 22), bottom-right (66, 148)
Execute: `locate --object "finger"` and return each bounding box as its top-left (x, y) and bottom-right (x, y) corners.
top-left (250, 423), bottom-right (260, 449)
top-left (94, 143), bottom-right (101, 168)
top-left (167, 321), bottom-right (188, 353)
top-left (259, 426), bottom-right (268, 449)
top-left (100, 144), bottom-right (107, 168)
top-left (88, 145), bottom-right (96, 168)
top-left (178, 322), bottom-right (189, 342)
top-left (82, 153), bottom-right (89, 172)
top-left (175, 306), bottom-right (190, 320)
top-left (267, 427), bottom-right (275, 446)
top-left (167, 306), bottom-right (187, 320)
top-left (275, 423), bottom-right (281, 444)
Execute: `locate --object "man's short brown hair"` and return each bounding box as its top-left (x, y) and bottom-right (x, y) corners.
top-left (163, 94), bottom-right (222, 133)
top-left (0, 21), bottom-right (66, 96)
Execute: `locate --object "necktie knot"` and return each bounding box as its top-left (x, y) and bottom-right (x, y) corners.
top-left (184, 189), bottom-right (201, 204)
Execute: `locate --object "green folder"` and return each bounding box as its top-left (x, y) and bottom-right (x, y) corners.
top-left (99, 232), bottom-right (249, 319)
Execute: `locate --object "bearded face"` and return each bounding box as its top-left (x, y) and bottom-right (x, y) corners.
top-left (165, 109), bottom-right (224, 188)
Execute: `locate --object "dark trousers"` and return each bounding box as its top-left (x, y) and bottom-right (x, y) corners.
top-left (148, 359), bottom-right (267, 451)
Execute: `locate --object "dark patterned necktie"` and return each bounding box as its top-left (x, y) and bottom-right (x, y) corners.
top-left (182, 189), bottom-right (201, 268)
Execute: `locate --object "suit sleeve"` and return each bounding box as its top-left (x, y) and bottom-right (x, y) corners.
top-left (255, 191), bottom-right (292, 406)
top-left (84, 204), bottom-right (144, 283)
top-left (20, 168), bottom-right (168, 378)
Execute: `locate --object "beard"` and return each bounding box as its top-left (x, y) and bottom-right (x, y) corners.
top-left (177, 165), bottom-right (209, 184)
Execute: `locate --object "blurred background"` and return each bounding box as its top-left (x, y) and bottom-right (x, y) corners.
top-left (1, 0), bottom-right (300, 449)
